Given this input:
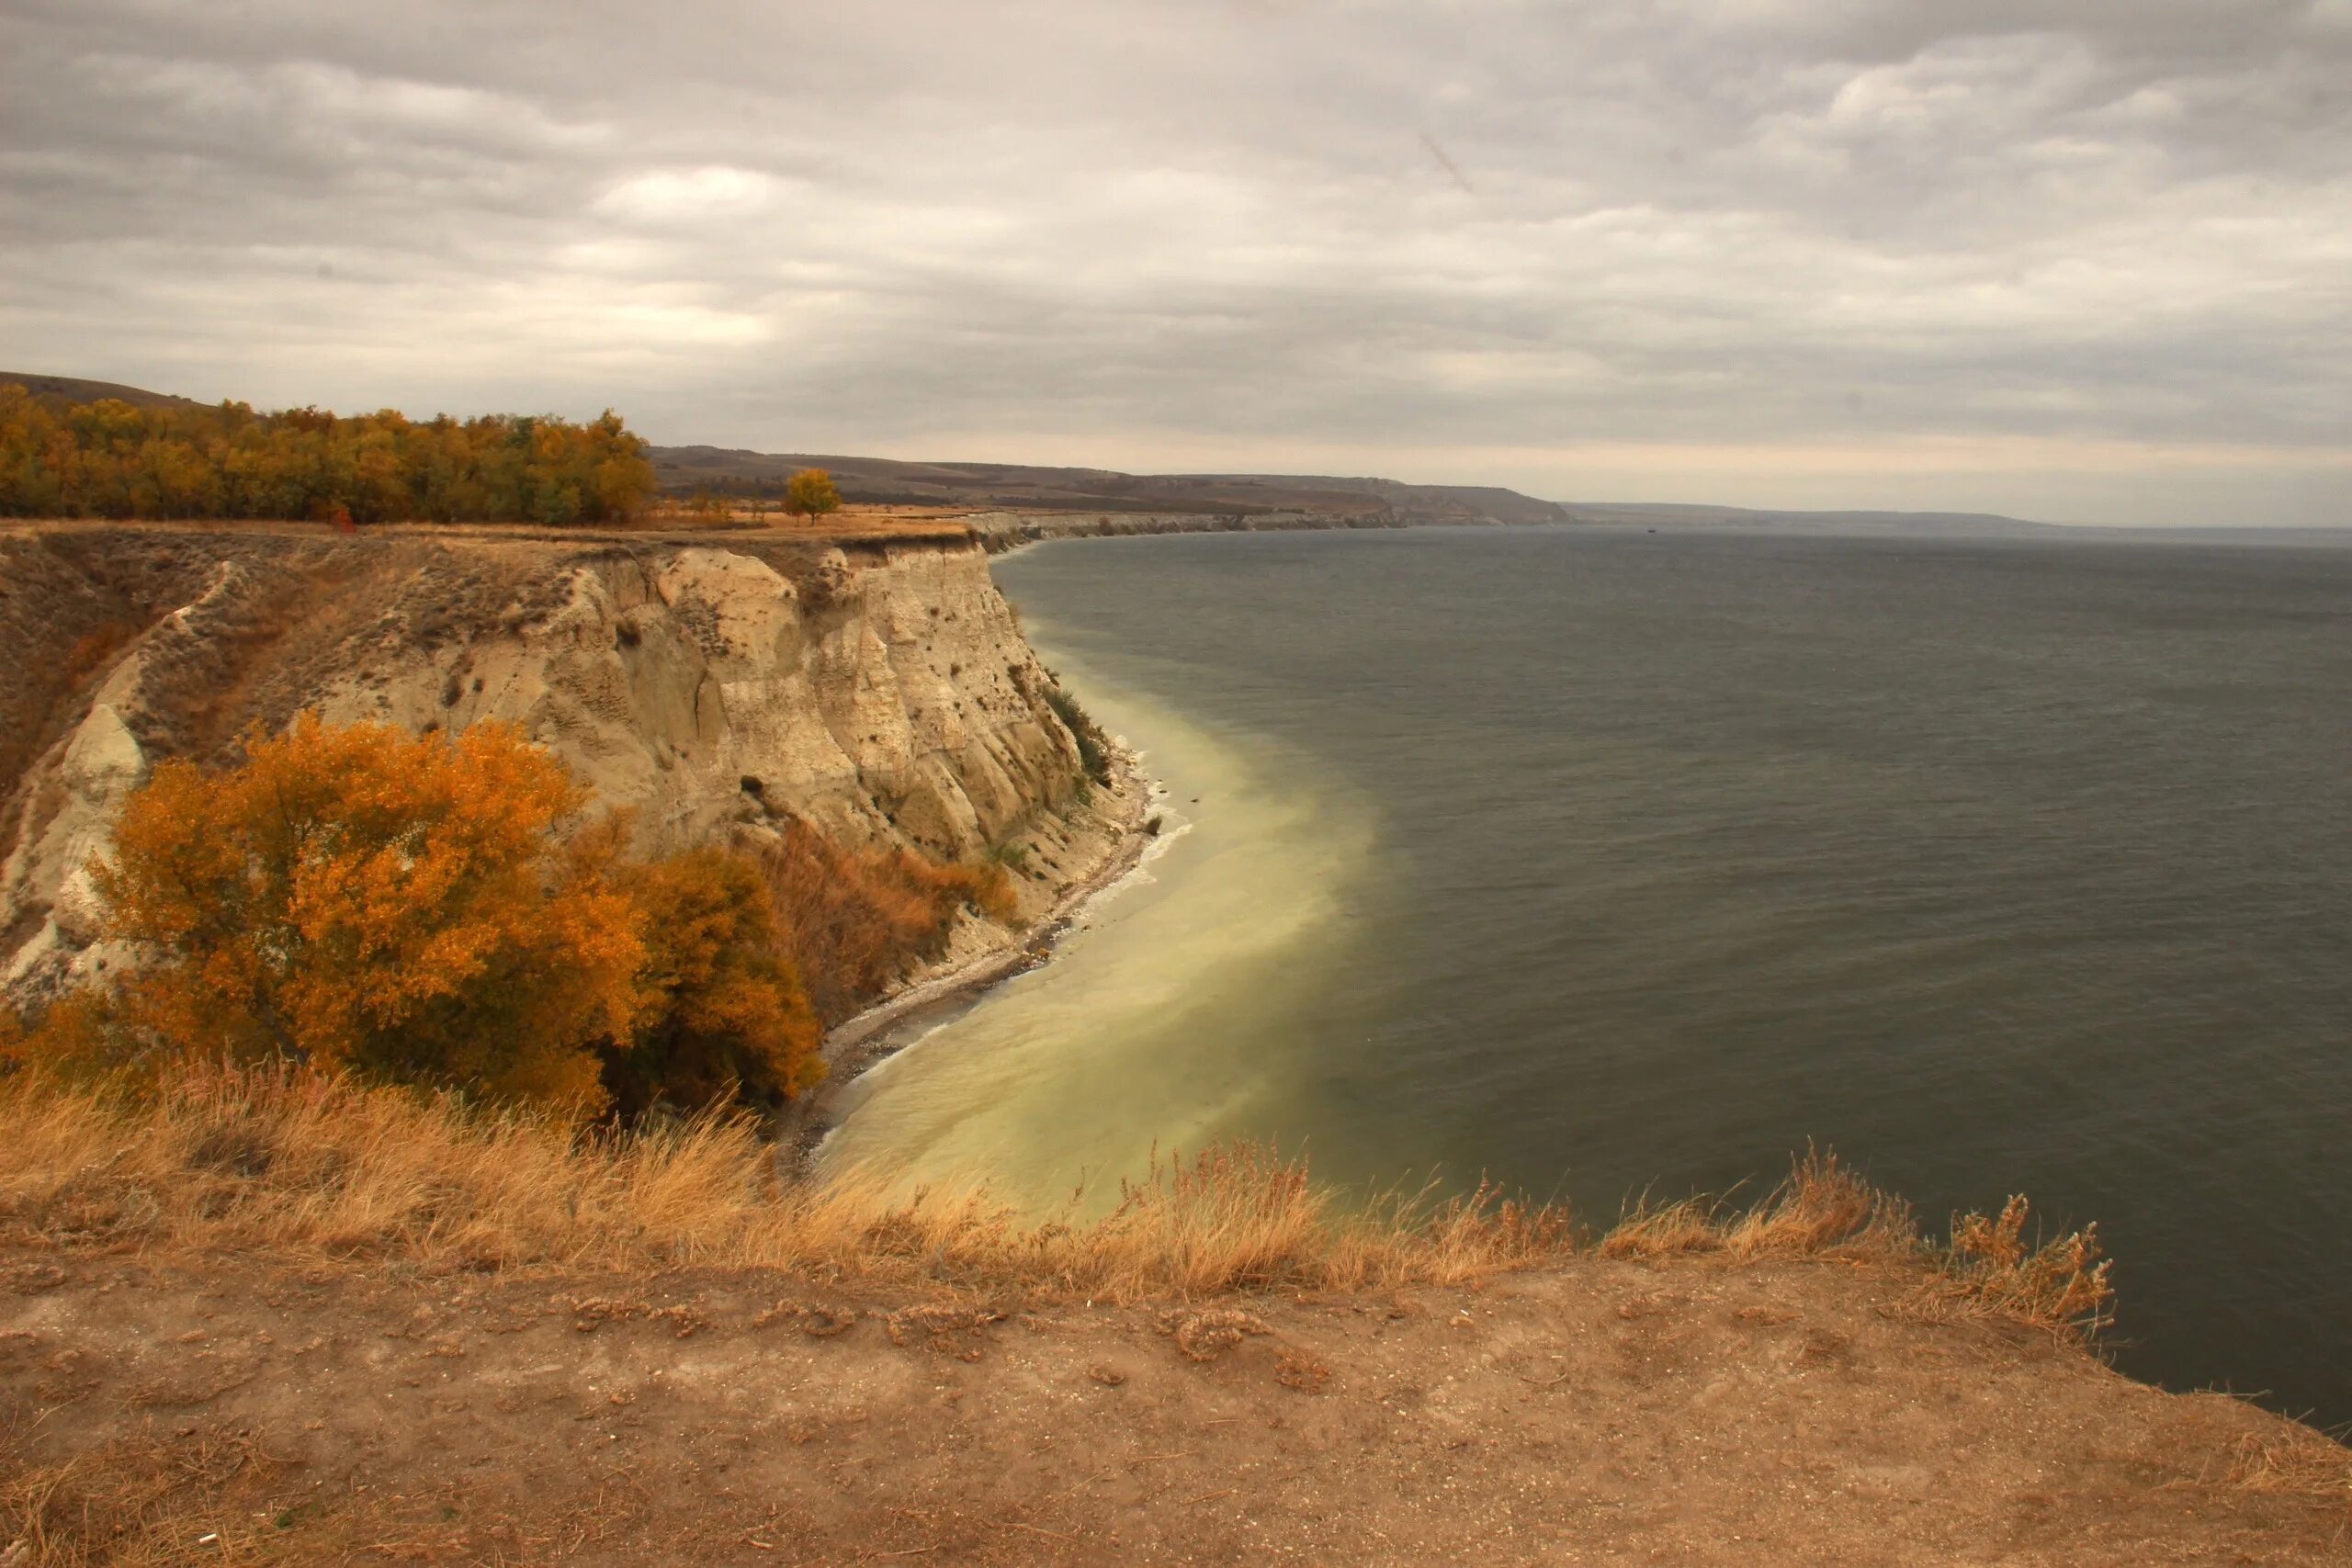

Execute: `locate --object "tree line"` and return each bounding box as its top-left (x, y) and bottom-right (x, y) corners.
top-left (0, 384), bottom-right (658, 525)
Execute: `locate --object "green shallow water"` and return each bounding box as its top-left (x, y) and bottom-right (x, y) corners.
top-left (816, 653), bottom-right (1380, 1207)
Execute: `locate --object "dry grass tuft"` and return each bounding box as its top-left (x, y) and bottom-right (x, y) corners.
top-left (1079, 1147), bottom-right (1582, 1298)
top-left (1601, 1148), bottom-right (1916, 1264)
top-left (1599, 1194), bottom-right (1726, 1260)
top-left (2226, 1422), bottom-right (2352, 1520)
top-left (1922, 1193), bottom-right (2114, 1343)
top-left (1724, 1145), bottom-right (1917, 1258)
top-left (0, 1070), bottom-right (1572, 1300)
top-left (1598, 1149), bottom-right (2120, 1348)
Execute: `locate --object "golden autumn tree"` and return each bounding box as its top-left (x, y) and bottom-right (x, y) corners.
top-left (601, 845), bottom-right (825, 1116)
top-left (2, 716), bottom-right (841, 1119)
top-left (783, 467), bottom-right (842, 517)
top-left (81, 716), bottom-right (643, 1110)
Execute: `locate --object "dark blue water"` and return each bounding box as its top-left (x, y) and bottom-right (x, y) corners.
top-left (993, 525), bottom-right (2352, 1425)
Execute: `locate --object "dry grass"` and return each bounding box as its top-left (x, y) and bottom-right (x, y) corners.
top-left (0, 1070), bottom-right (2114, 1337)
top-left (0, 1418), bottom-right (651, 1567)
top-left (0, 1068), bottom-right (1567, 1299)
top-left (0, 1424), bottom-right (293, 1567)
top-left (2227, 1420), bottom-right (2352, 1524)
top-left (1601, 1147), bottom-right (2114, 1345)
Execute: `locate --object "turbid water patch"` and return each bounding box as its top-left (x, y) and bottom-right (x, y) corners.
top-left (816, 650), bottom-right (1381, 1208)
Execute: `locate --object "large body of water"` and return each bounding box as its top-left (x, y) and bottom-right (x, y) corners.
top-left (821, 525), bottom-right (2352, 1424)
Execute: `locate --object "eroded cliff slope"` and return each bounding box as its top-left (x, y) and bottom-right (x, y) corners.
top-left (0, 522), bottom-right (1125, 1000)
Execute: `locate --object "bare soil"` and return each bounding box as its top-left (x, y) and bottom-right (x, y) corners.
top-left (5, 1247), bottom-right (2343, 1565)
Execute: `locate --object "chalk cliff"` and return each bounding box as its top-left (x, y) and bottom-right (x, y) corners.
top-left (0, 523), bottom-right (1131, 1000)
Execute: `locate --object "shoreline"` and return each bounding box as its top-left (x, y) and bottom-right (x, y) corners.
top-left (779, 739), bottom-right (1159, 1168)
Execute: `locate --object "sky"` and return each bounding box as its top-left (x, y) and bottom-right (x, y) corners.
top-left (2, 1), bottom-right (2347, 525)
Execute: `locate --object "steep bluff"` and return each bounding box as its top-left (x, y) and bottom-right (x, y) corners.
top-left (0, 522), bottom-right (1128, 1001)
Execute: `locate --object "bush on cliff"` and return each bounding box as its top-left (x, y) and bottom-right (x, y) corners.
top-left (759, 821), bottom-right (1018, 1023)
top-left (1044, 681), bottom-right (1113, 787)
top-left (1, 717), bottom-right (823, 1117)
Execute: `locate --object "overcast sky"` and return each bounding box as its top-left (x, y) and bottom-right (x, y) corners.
top-left (3, 1), bottom-right (2347, 524)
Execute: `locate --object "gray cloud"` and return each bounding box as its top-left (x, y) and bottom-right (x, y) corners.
top-left (2, 0), bottom-right (2346, 522)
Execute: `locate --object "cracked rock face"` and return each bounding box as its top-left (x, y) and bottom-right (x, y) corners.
top-left (0, 532), bottom-right (1088, 1000)
top-left (316, 542), bottom-right (1085, 859)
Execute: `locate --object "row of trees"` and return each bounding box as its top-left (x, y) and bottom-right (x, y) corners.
top-left (0, 386), bottom-right (658, 525)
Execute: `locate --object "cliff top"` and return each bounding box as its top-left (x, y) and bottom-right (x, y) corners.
top-left (3, 1073), bottom-right (2346, 1564)
top-left (7, 1245), bottom-right (2345, 1564)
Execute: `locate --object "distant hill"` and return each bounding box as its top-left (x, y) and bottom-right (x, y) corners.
top-left (0, 372), bottom-right (203, 410)
top-left (1555, 501), bottom-right (2063, 535)
top-left (647, 446), bottom-right (1579, 526)
top-left (646, 448), bottom-right (2073, 533)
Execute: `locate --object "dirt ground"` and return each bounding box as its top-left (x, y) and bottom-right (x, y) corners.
top-left (3, 1247), bottom-right (2343, 1566)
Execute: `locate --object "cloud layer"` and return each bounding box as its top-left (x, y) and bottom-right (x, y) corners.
top-left (4, 1), bottom-right (2347, 522)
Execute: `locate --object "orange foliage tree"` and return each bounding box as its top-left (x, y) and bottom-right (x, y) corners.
top-left (3, 716), bottom-right (833, 1117)
top-left (81, 717), bottom-right (643, 1109)
top-left (605, 846), bottom-right (823, 1115)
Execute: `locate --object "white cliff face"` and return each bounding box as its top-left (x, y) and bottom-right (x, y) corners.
top-left (312, 541), bottom-right (1085, 859)
top-left (0, 555), bottom-right (228, 993)
top-left (0, 533), bottom-right (1102, 999)
top-left (0, 701), bottom-right (148, 992)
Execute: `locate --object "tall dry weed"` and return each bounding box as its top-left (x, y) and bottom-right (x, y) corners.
top-left (1929, 1193), bottom-right (2114, 1342)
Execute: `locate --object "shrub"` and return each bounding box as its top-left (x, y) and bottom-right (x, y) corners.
top-left (2, 717), bottom-right (835, 1122)
top-left (28, 716), bottom-right (643, 1111)
top-left (1043, 682), bottom-right (1113, 786)
top-left (759, 821), bottom-right (1018, 1023)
